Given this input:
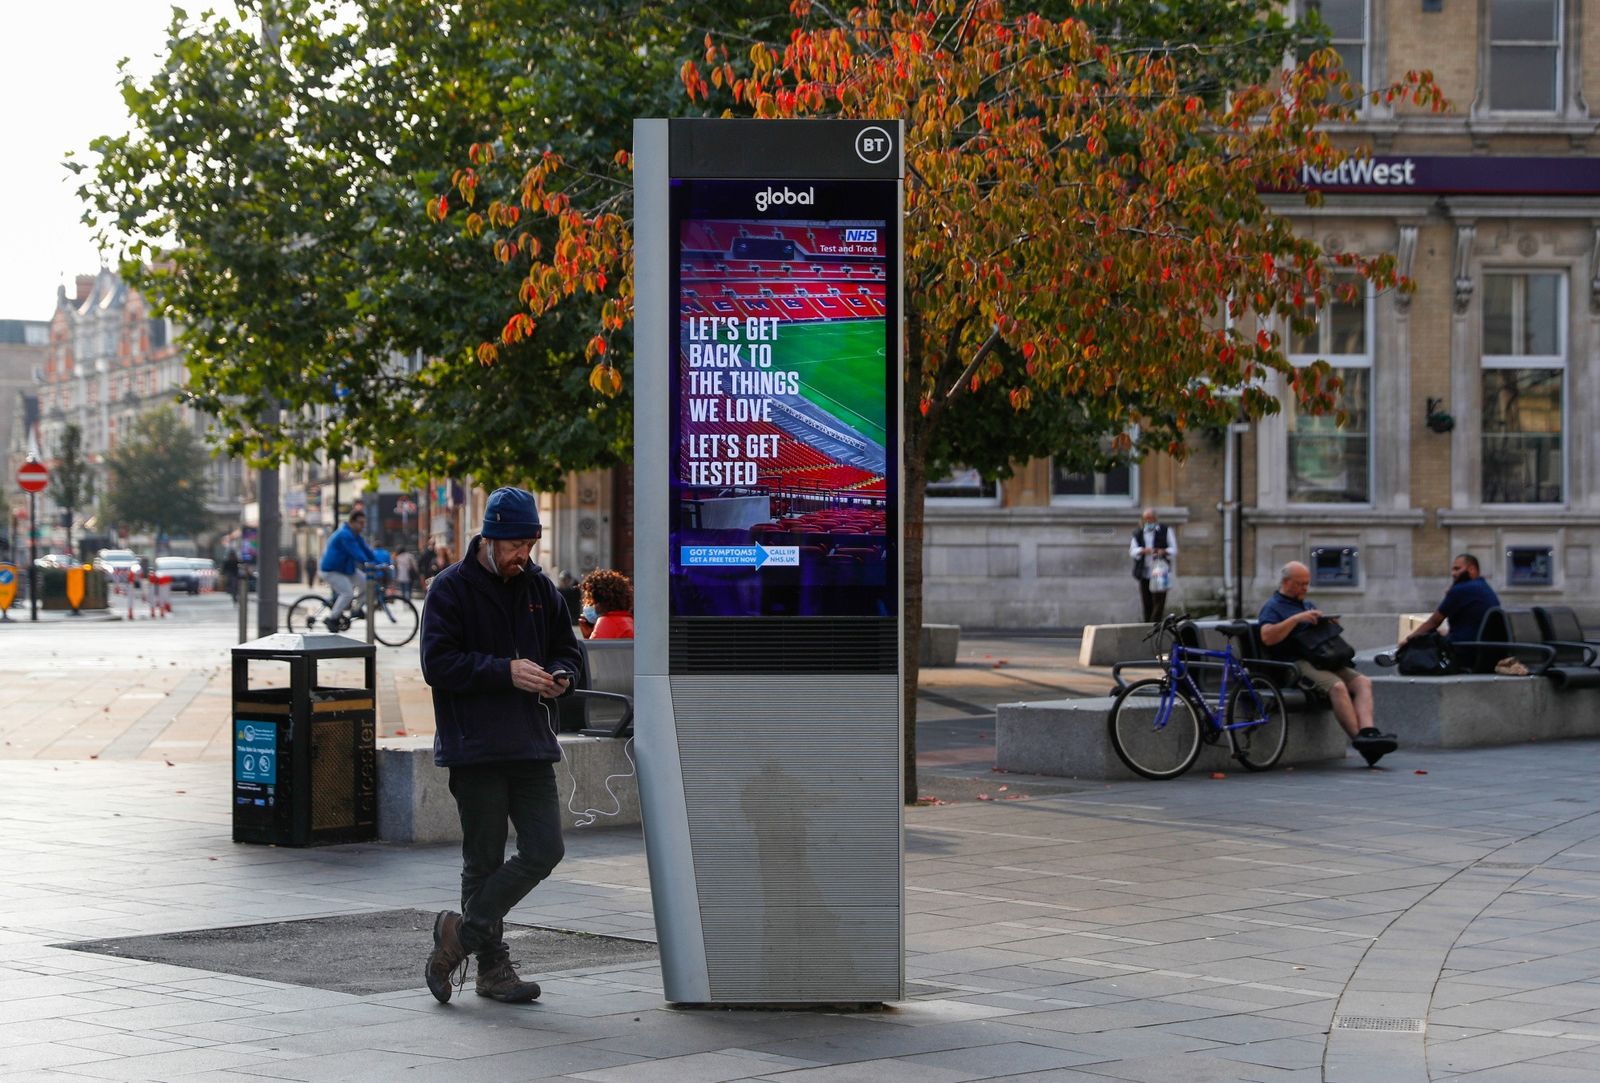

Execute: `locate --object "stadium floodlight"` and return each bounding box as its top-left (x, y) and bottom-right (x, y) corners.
top-left (634, 118), bottom-right (905, 1005)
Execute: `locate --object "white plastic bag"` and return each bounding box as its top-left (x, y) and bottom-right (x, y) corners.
top-left (1148, 557), bottom-right (1172, 593)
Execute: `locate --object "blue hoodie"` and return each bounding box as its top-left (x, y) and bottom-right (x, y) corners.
top-left (319, 522), bottom-right (378, 575)
top-left (421, 534), bottom-right (583, 766)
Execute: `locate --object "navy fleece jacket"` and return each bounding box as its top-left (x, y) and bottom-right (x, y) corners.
top-left (420, 535), bottom-right (583, 767)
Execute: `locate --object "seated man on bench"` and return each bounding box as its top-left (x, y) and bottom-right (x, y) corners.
top-left (1259, 561), bottom-right (1398, 767)
top-left (1396, 552), bottom-right (1501, 673)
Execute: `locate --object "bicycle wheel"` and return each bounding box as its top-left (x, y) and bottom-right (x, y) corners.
top-left (1225, 676), bottom-right (1288, 771)
top-left (1107, 678), bottom-right (1204, 780)
top-left (372, 596), bottom-right (420, 647)
top-left (285, 593), bottom-right (332, 634)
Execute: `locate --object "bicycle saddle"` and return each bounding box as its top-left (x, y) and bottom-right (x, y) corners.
top-left (1215, 621), bottom-right (1254, 638)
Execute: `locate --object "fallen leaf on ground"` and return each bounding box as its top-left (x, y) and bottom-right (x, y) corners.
top-left (1414, 769), bottom-right (1428, 775)
top-left (977, 793), bottom-right (993, 801)
top-left (1210, 772), bottom-right (1227, 779)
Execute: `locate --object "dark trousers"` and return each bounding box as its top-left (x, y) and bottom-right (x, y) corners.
top-left (448, 760), bottom-right (565, 962)
top-left (1138, 577), bottom-right (1167, 623)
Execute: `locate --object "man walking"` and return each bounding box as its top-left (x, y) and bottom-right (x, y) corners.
top-left (420, 487), bottom-right (583, 1004)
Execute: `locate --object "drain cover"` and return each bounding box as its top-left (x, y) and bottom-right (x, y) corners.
top-left (1335, 1016), bottom-right (1425, 1033)
top-left (57, 909), bottom-right (658, 996)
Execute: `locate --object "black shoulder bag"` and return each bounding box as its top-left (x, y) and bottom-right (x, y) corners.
top-left (1289, 618), bottom-right (1357, 672)
top-left (1395, 631), bottom-right (1455, 676)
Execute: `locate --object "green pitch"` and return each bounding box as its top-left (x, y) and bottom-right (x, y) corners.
top-left (776, 319), bottom-right (887, 447)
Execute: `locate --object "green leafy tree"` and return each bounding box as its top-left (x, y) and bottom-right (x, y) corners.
top-left (76, 0), bottom-right (787, 489)
top-left (51, 423), bottom-right (95, 552)
top-left (104, 407), bottom-right (213, 544)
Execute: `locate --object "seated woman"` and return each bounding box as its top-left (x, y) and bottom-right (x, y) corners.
top-left (579, 568), bottom-right (634, 639)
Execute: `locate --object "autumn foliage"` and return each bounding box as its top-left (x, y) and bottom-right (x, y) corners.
top-left (452, 0), bottom-right (1439, 468)
top-left (439, 0), bottom-right (1444, 801)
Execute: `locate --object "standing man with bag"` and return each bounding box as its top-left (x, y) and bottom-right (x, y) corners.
top-left (420, 487), bottom-right (585, 1004)
top-left (1259, 561), bottom-right (1398, 766)
top-left (1129, 508), bottom-right (1177, 623)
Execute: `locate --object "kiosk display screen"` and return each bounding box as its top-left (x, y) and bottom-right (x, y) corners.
top-left (669, 177), bottom-right (898, 618)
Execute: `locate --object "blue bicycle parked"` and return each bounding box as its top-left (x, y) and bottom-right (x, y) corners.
top-left (1107, 613), bottom-right (1288, 780)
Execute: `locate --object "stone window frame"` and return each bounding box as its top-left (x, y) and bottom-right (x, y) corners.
top-left (1285, 272), bottom-right (1377, 507)
top-left (1475, 0), bottom-right (1587, 119)
top-left (1478, 268), bottom-right (1569, 506)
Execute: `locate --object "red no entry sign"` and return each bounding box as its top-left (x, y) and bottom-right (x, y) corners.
top-left (17, 460), bottom-right (48, 494)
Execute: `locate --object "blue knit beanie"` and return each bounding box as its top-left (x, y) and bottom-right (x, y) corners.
top-left (481, 487), bottom-right (542, 539)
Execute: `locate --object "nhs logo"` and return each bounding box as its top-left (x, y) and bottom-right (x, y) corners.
top-left (844, 228), bottom-right (878, 243)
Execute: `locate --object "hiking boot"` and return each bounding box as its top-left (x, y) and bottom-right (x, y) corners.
top-left (475, 954), bottom-right (541, 1003)
top-left (1353, 728), bottom-right (1398, 767)
top-left (425, 910), bottom-right (470, 1003)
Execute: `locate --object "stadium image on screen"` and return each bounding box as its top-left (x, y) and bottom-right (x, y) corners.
top-left (671, 210), bottom-right (895, 618)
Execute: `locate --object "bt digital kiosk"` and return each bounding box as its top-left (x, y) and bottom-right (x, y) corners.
top-left (633, 118), bottom-right (904, 1003)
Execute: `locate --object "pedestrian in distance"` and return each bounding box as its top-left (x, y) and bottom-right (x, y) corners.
top-left (1259, 561), bottom-right (1398, 766)
top-left (1129, 507), bottom-right (1176, 623)
top-left (318, 511), bottom-right (378, 629)
top-left (394, 546), bottom-right (420, 601)
top-left (420, 487), bottom-right (584, 1004)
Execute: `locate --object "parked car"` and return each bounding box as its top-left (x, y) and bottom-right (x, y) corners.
top-left (155, 556), bottom-right (217, 595)
top-left (35, 552), bottom-right (82, 569)
top-left (93, 549), bottom-right (144, 581)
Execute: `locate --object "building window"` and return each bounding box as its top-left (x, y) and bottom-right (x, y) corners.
top-left (1287, 273), bottom-right (1372, 504)
top-left (926, 467), bottom-right (998, 503)
top-left (1051, 439), bottom-right (1136, 505)
top-left (1482, 272), bottom-right (1564, 504)
top-left (1488, 0), bottom-right (1561, 111)
top-left (1304, 0), bottom-right (1368, 86)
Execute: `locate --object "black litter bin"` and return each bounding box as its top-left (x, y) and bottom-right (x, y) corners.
top-left (231, 632), bottom-right (377, 846)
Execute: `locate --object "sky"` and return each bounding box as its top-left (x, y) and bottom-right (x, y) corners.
top-left (0, 1), bottom-right (182, 321)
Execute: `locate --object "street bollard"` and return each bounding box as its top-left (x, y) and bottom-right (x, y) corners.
top-left (237, 569), bottom-right (250, 644)
top-left (364, 575), bottom-right (376, 646)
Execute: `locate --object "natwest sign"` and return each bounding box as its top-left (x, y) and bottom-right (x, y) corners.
top-left (1296, 155), bottom-right (1600, 196)
top-left (1302, 158), bottom-right (1417, 188)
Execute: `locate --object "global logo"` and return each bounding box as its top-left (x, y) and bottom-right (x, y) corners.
top-left (755, 186), bottom-right (814, 213)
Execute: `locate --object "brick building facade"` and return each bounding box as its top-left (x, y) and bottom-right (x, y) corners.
top-left (922, 0), bottom-right (1600, 627)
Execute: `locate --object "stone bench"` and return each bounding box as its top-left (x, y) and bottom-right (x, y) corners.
top-left (921, 624), bottom-right (961, 667)
top-left (1365, 673), bottom-right (1600, 747)
top-left (996, 672), bottom-right (1600, 779)
top-left (996, 695), bottom-right (1350, 780)
top-left (377, 734), bottom-right (639, 844)
top-left (1079, 614), bottom-right (1428, 667)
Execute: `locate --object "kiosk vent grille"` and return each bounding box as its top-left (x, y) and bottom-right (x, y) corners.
top-left (670, 618), bottom-right (897, 673)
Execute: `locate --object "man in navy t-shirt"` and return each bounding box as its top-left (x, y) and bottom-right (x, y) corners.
top-left (1260, 561), bottom-right (1397, 766)
top-left (1398, 553), bottom-right (1501, 669)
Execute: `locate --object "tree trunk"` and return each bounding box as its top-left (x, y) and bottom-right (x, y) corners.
top-left (902, 456), bottom-right (928, 804)
top-left (901, 302), bottom-right (928, 805)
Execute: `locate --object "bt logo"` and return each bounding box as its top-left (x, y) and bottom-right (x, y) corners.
top-left (855, 126), bottom-right (893, 164)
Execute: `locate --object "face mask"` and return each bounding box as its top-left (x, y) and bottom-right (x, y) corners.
top-left (582, 604), bottom-right (598, 623)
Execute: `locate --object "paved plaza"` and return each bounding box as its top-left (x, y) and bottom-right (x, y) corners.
top-left (4, 596), bottom-right (1600, 1081)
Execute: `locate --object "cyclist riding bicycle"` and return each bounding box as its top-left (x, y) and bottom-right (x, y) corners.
top-left (318, 510), bottom-right (378, 630)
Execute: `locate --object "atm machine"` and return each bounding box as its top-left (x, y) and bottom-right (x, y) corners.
top-left (632, 118), bottom-right (905, 1003)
